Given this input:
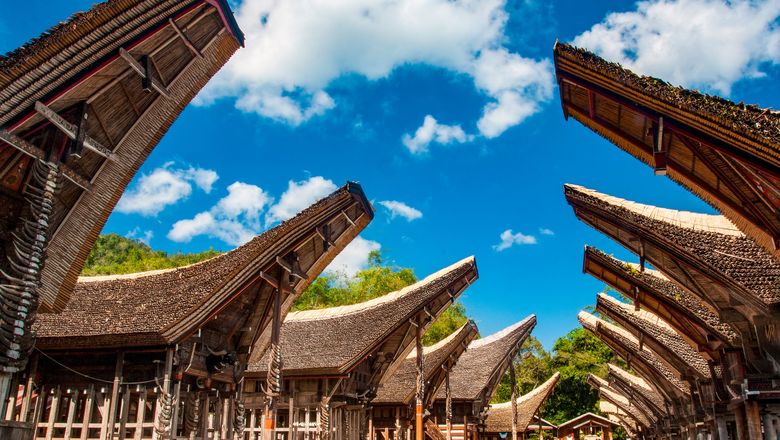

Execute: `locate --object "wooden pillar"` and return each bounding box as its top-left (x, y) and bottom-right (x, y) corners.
top-left (510, 360), bottom-right (517, 440)
top-left (735, 405), bottom-right (748, 440)
top-left (82, 386), bottom-right (96, 440)
top-left (445, 369), bottom-right (452, 440)
top-left (154, 348), bottom-right (174, 440)
top-left (117, 387), bottom-right (130, 440)
top-left (744, 401), bottom-right (762, 440)
top-left (133, 387), bottom-right (146, 440)
top-left (106, 352), bottom-right (125, 440)
top-left (415, 317), bottom-right (424, 440)
top-left (290, 381), bottom-right (296, 440)
top-left (20, 353), bottom-right (38, 422)
top-left (201, 393), bottom-right (210, 440)
top-left (63, 388), bottom-right (79, 440)
top-left (170, 380), bottom-right (182, 440)
top-left (45, 386), bottom-right (61, 440)
top-left (265, 270), bottom-right (288, 440)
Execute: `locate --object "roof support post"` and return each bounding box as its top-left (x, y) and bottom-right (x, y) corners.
top-left (153, 348), bottom-right (174, 440)
top-left (510, 357), bottom-right (518, 440)
top-left (415, 315), bottom-right (424, 440)
top-left (106, 351), bottom-right (124, 440)
top-left (264, 270), bottom-right (289, 440)
top-left (445, 366), bottom-right (452, 440)
top-left (653, 116), bottom-right (668, 175)
top-left (118, 49), bottom-right (171, 99)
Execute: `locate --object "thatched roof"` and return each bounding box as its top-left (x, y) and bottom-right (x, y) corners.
top-left (249, 256), bottom-right (479, 379)
top-left (435, 315), bottom-right (536, 402)
top-left (34, 183), bottom-right (373, 349)
top-left (578, 311), bottom-right (689, 399)
top-left (554, 42), bottom-right (780, 257)
top-left (566, 184), bottom-right (780, 314)
top-left (598, 401), bottom-right (639, 435)
top-left (587, 375), bottom-right (654, 428)
top-left (483, 372), bottom-right (560, 433)
top-left (0, 0), bottom-right (243, 311)
top-left (583, 246), bottom-right (738, 347)
top-left (606, 364), bottom-right (666, 418)
top-left (554, 42), bottom-right (780, 167)
top-left (374, 321), bottom-right (478, 405)
top-left (596, 293), bottom-right (710, 379)
top-left (557, 411), bottom-right (617, 433)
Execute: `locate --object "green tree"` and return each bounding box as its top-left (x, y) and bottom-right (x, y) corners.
top-left (492, 336), bottom-right (553, 403)
top-left (82, 234), bottom-right (220, 275)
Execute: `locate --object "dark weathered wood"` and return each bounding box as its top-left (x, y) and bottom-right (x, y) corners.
top-left (70, 102), bottom-right (88, 159)
top-left (33, 102), bottom-right (114, 159)
top-left (118, 48), bottom-right (171, 99)
top-left (0, 130), bottom-right (92, 190)
top-left (106, 352), bottom-right (124, 440)
top-left (169, 18), bottom-right (204, 59)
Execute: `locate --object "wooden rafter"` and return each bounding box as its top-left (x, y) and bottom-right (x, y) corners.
top-left (169, 18), bottom-right (204, 59)
top-left (33, 102), bottom-right (113, 159)
top-left (118, 48), bottom-right (172, 99)
top-left (0, 129), bottom-right (91, 190)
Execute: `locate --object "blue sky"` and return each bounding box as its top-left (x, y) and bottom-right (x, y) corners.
top-left (3, 0), bottom-right (780, 349)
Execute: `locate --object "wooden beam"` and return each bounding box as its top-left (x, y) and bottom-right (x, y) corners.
top-left (69, 102), bottom-right (88, 159)
top-left (106, 352), bottom-right (125, 440)
top-left (33, 102), bottom-right (114, 159)
top-left (118, 48), bottom-right (171, 99)
top-left (169, 18), bottom-right (204, 59)
top-left (0, 129), bottom-right (92, 190)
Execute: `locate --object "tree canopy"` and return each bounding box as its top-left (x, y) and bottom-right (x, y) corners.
top-left (81, 234), bottom-right (221, 275)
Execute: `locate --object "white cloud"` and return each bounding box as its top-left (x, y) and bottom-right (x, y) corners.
top-left (493, 229), bottom-right (537, 251)
top-left (573, 0), bottom-right (780, 95)
top-left (325, 236), bottom-right (381, 276)
top-left (198, 0), bottom-right (553, 136)
top-left (539, 228), bottom-right (555, 236)
top-left (402, 115), bottom-right (473, 154)
top-left (168, 182), bottom-right (272, 246)
top-left (266, 176), bottom-right (338, 225)
top-left (116, 163), bottom-right (218, 216)
top-left (379, 200), bottom-right (423, 221)
top-left (127, 227), bottom-right (154, 245)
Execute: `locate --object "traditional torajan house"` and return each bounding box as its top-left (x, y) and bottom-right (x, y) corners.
top-left (578, 311), bottom-right (690, 439)
top-left (482, 372), bottom-right (560, 440)
top-left (583, 248), bottom-right (741, 438)
top-left (596, 294), bottom-right (712, 419)
top-left (604, 364), bottom-right (667, 433)
top-left (370, 321), bottom-right (478, 440)
top-left (0, 0), bottom-right (244, 429)
top-left (598, 401), bottom-right (638, 439)
top-left (243, 256), bottom-right (479, 440)
top-left (555, 413), bottom-right (617, 440)
top-left (2, 183), bottom-right (373, 440)
top-left (587, 375), bottom-right (653, 436)
top-left (553, 42), bottom-right (780, 259)
top-left (431, 316), bottom-right (537, 440)
top-left (565, 184), bottom-right (780, 439)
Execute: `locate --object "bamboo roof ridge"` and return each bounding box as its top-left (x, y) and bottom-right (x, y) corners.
top-left (588, 375), bottom-right (654, 428)
top-left (34, 183), bottom-right (373, 349)
top-left (596, 294), bottom-right (711, 380)
top-left (0, 0), bottom-right (244, 311)
top-left (435, 315), bottom-right (536, 402)
top-left (249, 256), bottom-right (479, 378)
top-left (555, 42), bottom-right (780, 258)
top-left (565, 184), bottom-right (780, 310)
top-left (606, 363), bottom-right (666, 418)
top-left (583, 246), bottom-right (738, 346)
top-left (578, 311), bottom-right (690, 398)
top-left (484, 372), bottom-right (561, 433)
top-left (374, 321), bottom-right (478, 405)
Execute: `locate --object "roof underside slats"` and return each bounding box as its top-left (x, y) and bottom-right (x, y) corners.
top-left (554, 42), bottom-right (780, 258)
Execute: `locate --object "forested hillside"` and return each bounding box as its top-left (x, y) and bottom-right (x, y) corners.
top-left (81, 234), bottom-right (221, 275)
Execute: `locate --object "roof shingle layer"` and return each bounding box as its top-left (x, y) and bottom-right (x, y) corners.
top-left (484, 372), bottom-right (560, 433)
